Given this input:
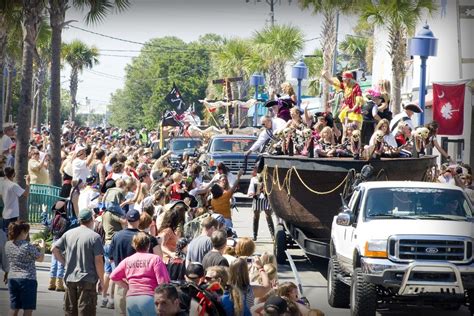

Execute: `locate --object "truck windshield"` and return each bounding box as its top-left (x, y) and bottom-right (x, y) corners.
top-left (364, 187), bottom-right (473, 220)
top-left (210, 138), bottom-right (255, 152)
top-left (171, 139), bottom-right (201, 151)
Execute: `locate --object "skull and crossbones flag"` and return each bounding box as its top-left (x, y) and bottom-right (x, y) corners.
top-left (432, 82), bottom-right (466, 136)
top-left (161, 110), bottom-right (182, 127)
top-left (165, 83), bottom-right (187, 114)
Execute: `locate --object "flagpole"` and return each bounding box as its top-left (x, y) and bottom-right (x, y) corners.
top-left (203, 103), bottom-right (222, 128)
top-left (160, 122), bottom-right (164, 150)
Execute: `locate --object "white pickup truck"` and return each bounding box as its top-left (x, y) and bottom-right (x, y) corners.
top-left (328, 181), bottom-right (474, 316)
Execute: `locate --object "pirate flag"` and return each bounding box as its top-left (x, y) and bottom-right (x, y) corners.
top-left (165, 83), bottom-right (187, 114)
top-left (161, 110), bottom-right (182, 127)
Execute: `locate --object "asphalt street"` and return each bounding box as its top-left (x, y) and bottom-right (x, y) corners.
top-left (0, 204), bottom-right (471, 315)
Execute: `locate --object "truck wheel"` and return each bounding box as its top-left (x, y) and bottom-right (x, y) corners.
top-left (327, 256), bottom-right (350, 308)
top-left (467, 289), bottom-right (474, 315)
top-left (350, 268), bottom-right (377, 316)
top-left (274, 224), bottom-right (287, 264)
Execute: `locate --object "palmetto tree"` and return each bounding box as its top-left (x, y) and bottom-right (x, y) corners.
top-left (32, 21), bottom-right (52, 129)
top-left (339, 36), bottom-right (368, 70)
top-left (0, 0), bottom-right (21, 129)
top-left (304, 49), bottom-right (324, 96)
top-left (47, 0), bottom-right (130, 186)
top-left (252, 24), bottom-right (304, 94)
top-left (62, 40), bottom-right (99, 122)
top-left (213, 38), bottom-right (255, 99)
top-left (359, 0), bottom-right (437, 114)
top-left (16, 0), bottom-right (45, 220)
top-left (299, 0), bottom-right (356, 106)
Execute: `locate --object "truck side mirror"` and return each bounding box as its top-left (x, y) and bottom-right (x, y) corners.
top-left (336, 210), bottom-right (354, 226)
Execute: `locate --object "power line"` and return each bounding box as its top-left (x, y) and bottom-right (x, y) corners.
top-left (84, 66), bottom-right (206, 84)
top-left (68, 25), bottom-right (220, 52)
top-left (99, 53), bottom-right (140, 58)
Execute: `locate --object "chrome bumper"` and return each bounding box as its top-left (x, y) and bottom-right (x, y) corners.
top-left (361, 257), bottom-right (474, 294)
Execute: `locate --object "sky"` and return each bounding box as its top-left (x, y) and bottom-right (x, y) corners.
top-left (62, 0), bottom-right (358, 114)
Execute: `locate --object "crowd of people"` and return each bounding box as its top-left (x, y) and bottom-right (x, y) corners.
top-left (0, 71), bottom-right (472, 316)
top-left (0, 120), bottom-right (324, 316)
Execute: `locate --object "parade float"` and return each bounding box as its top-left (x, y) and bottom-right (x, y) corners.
top-left (262, 155), bottom-right (438, 263)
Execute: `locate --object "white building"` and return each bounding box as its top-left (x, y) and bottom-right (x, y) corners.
top-left (371, 0), bottom-right (474, 165)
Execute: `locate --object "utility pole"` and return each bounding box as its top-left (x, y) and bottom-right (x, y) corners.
top-left (268, 0), bottom-right (275, 26)
top-left (86, 97), bottom-right (91, 127)
top-left (246, 0), bottom-right (293, 26)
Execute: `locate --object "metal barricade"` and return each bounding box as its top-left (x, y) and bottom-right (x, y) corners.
top-left (27, 184), bottom-right (62, 223)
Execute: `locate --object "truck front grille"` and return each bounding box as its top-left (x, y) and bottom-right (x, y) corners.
top-left (388, 235), bottom-right (472, 264)
top-left (221, 160), bottom-right (245, 173)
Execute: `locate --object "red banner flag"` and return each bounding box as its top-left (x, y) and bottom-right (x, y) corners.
top-left (432, 83), bottom-right (465, 136)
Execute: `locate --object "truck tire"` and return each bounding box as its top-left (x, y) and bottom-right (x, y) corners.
top-left (274, 224), bottom-right (287, 264)
top-left (467, 289), bottom-right (474, 315)
top-left (350, 268), bottom-right (377, 316)
top-left (327, 256), bottom-right (350, 308)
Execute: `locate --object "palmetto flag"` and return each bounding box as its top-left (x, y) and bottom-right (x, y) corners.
top-left (433, 83), bottom-right (466, 136)
top-left (165, 83), bottom-right (187, 114)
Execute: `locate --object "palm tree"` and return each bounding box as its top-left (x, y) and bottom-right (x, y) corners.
top-left (16, 0), bottom-right (45, 220)
top-left (359, 0), bottom-right (437, 114)
top-left (32, 22), bottom-right (51, 129)
top-left (339, 35), bottom-right (368, 70)
top-left (299, 0), bottom-right (356, 107)
top-left (252, 24), bottom-right (304, 93)
top-left (213, 38), bottom-right (256, 99)
top-left (304, 49), bottom-right (324, 96)
top-left (62, 40), bottom-right (99, 122)
top-left (47, 0), bottom-right (130, 186)
top-left (0, 1), bottom-right (21, 129)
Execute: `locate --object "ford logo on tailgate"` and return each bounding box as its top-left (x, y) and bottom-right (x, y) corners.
top-left (425, 247), bottom-right (439, 254)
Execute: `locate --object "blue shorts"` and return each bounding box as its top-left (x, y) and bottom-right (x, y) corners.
top-left (8, 278), bottom-right (37, 310)
top-left (104, 244), bottom-right (115, 274)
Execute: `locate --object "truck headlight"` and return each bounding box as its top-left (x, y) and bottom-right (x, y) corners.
top-left (364, 240), bottom-right (388, 258)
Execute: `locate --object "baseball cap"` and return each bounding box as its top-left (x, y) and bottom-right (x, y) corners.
top-left (126, 209), bottom-right (140, 222)
top-left (185, 262), bottom-right (204, 279)
top-left (264, 295), bottom-right (288, 314)
top-left (78, 209), bottom-right (93, 221)
top-left (86, 175), bottom-right (97, 185)
top-left (75, 145), bottom-right (86, 154)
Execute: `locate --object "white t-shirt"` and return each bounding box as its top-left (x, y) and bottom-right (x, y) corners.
top-left (0, 178), bottom-right (25, 219)
top-left (212, 172), bottom-right (237, 188)
top-left (78, 187), bottom-right (100, 211)
top-left (72, 158), bottom-right (89, 182)
top-left (249, 117), bottom-right (286, 152)
top-left (1, 135), bottom-right (12, 153)
top-left (390, 112), bottom-right (414, 137)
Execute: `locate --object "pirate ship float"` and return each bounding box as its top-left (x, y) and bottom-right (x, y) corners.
top-left (261, 154), bottom-right (437, 263)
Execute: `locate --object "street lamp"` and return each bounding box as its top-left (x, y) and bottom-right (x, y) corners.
top-left (291, 58), bottom-right (308, 110)
top-left (250, 72), bottom-right (265, 126)
top-left (409, 24), bottom-right (438, 125)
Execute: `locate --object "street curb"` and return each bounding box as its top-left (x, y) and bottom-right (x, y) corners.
top-left (43, 253), bottom-right (51, 263)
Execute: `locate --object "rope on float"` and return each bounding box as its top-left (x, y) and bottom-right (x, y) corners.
top-left (262, 164), bottom-right (351, 196)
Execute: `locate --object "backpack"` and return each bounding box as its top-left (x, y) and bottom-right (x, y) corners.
top-left (167, 254), bottom-right (186, 282)
top-left (93, 217), bottom-right (106, 244)
top-left (50, 212), bottom-right (70, 238)
top-left (175, 282), bottom-right (226, 316)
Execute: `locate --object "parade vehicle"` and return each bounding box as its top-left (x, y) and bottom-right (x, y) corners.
top-left (329, 181), bottom-right (474, 315)
top-left (261, 155), bottom-right (437, 264)
top-left (167, 136), bottom-right (203, 164)
top-left (201, 134), bottom-right (258, 192)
